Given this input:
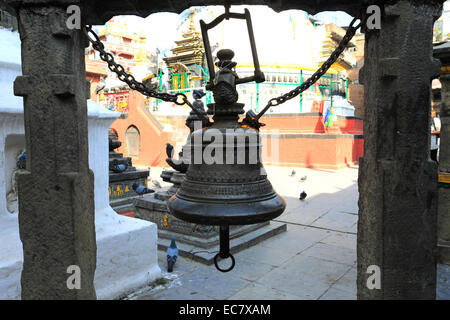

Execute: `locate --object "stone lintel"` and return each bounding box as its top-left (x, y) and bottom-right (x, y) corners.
top-left (14, 75), bottom-right (77, 97)
top-left (5, 0), bottom-right (80, 9)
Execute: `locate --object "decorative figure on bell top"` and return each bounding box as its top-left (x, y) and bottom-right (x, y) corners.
top-left (212, 49), bottom-right (239, 105)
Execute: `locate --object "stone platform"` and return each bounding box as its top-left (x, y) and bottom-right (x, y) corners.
top-left (134, 190), bottom-right (287, 265)
top-left (157, 222), bottom-right (287, 265)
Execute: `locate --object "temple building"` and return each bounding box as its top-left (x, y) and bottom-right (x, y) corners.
top-left (163, 9), bottom-right (207, 91)
top-left (85, 17), bottom-right (158, 112)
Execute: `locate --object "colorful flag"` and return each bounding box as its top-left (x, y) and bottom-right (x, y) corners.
top-left (324, 106), bottom-right (335, 127)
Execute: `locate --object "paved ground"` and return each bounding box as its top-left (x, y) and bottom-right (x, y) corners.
top-left (126, 165), bottom-right (449, 300)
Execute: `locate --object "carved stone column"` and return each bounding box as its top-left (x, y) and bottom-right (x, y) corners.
top-left (11, 2), bottom-right (96, 299)
top-left (434, 42), bottom-right (450, 265)
top-left (357, 0), bottom-right (443, 299)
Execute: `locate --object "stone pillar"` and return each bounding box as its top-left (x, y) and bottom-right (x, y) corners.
top-left (12, 3), bottom-right (96, 299)
top-left (357, 0), bottom-right (442, 299)
top-left (434, 42), bottom-right (450, 264)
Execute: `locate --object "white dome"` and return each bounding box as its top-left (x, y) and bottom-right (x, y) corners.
top-left (179, 5), bottom-right (325, 69)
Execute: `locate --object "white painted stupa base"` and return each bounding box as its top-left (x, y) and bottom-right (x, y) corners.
top-left (87, 101), bottom-right (161, 300)
top-left (0, 31), bottom-right (161, 297)
top-left (95, 207), bottom-right (161, 300)
top-left (0, 214), bottom-right (22, 300)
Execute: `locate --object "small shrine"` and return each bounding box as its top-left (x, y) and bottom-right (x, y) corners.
top-left (163, 9), bottom-right (207, 90)
top-left (108, 130), bottom-right (150, 215)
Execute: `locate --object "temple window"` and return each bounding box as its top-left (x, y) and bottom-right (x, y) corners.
top-left (125, 125), bottom-right (140, 159)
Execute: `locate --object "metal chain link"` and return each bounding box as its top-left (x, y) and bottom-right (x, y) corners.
top-left (83, 25), bottom-right (189, 106)
top-left (254, 17), bottom-right (363, 120)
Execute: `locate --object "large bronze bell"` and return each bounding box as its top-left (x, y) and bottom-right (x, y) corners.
top-left (168, 49), bottom-right (285, 225)
top-left (168, 7), bottom-right (286, 272)
top-left (168, 49), bottom-right (286, 271)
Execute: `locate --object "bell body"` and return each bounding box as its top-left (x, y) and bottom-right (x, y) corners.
top-left (168, 102), bottom-right (286, 226)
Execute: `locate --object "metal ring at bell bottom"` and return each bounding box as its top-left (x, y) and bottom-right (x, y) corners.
top-left (214, 253), bottom-right (235, 273)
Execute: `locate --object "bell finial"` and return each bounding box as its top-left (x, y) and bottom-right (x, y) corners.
top-left (217, 49), bottom-right (234, 61)
top-left (215, 49), bottom-right (237, 69)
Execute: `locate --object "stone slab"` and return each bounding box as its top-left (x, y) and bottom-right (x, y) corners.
top-left (138, 284), bottom-right (213, 300)
top-left (302, 242), bottom-right (356, 266)
top-left (331, 267), bottom-right (357, 295)
top-left (258, 225), bottom-right (332, 255)
top-left (437, 263), bottom-right (450, 300)
top-left (228, 282), bottom-right (301, 300)
top-left (311, 210), bottom-right (358, 233)
top-left (319, 287), bottom-right (356, 300)
top-left (255, 255), bottom-right (350, 299)
top-left (177, 265), bottom-right (252, 300)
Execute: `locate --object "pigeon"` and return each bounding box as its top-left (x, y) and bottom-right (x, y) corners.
top-left (16, 151), bottom-right (26, 169)
top-left (166, 236), bottom-right (178, 273)
top-left (96, 76), bottom-right (106, 95)
top-left (110, 159), bottom-right (128, 173)
top-left (150, 179), bottom-right (162, 189)
top-left (299, 175), bottom-right (307, 182)
top-left (299, 191), bottom-right (307, 201)
top-left (166, 143), bottom-right (174, 158)
top-left (132, 182), bottom-right (155, 197)
top-left (289, 169), bottom-right (296, 177)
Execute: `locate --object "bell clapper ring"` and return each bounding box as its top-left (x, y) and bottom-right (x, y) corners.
top-left (214, 225), bottom-right (235, 272)
top-left (214, 252), bottom-right (235, 273)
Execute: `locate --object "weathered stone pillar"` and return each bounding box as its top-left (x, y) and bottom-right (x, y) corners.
top-left (10, 2), bottom-right (96, 299)
top-left (434, 42), bottom-right (450, 265)
top-left (357, 0), bottom-right (443, 299)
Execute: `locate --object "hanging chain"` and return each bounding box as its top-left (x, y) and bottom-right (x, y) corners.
top-left (84, 15), bottom-right (363, 127)
top-left (82, 25), bottom-right (207, 118)
top-left (252, 17), bottom-right (364, 122)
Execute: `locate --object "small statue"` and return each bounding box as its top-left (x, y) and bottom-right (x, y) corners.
top-left (212, 49), bottom-right (239, 105)
top-left (108, 130), bottom-right (122, 153)
top-left (166, 89), bottom-right (208, 173)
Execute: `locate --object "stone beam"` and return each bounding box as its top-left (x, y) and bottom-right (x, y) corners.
top-left (13, 3), bottom-right (96, 299)
top-left (0, 0), bottom-right (376, 25)
top-left (357, 0), bottom-right (442, 299)
top-left (4, 1), bottom-right (446, 25)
